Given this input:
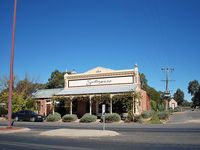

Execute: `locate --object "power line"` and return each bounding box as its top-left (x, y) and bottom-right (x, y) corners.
top-left (161, 67), bottom-right (175, 98)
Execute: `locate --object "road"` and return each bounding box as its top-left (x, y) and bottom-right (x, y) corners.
top-left (0, 110), bottom-right (200, 150)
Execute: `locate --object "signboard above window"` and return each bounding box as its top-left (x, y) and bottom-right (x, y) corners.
top-left (68, 76), bottom-right (133, 87)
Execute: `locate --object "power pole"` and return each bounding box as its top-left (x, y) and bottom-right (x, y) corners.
top-left (8, 0), bottom-right (17, 128)
top-left (161, 67), bottom-right (174, 110)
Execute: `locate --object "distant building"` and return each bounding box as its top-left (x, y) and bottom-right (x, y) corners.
top-left (169, 99), bottom-right (178, 109)
top-left (33, 65), bottom-right (150, 117)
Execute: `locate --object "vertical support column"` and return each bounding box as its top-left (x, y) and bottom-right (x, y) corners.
top-left (89, 95), bottom-right (93, 115)
top-left (133, 92), bottom-right (136, 114)
top-left (96, 100), bottom-right (99, 115)
top-left (110, 94), bottom-right (113, 114)
top-left (70, 99), bottom-right (73, 115)
top-left (69, 96), bottom-right (73, 115)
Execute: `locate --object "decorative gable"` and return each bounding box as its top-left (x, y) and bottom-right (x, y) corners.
top-left (84, 67), bottom-right (114, 74)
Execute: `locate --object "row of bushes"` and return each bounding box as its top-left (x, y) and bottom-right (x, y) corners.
top-left (45, 113), bottom-right (121, 123)
top-left (140, 110), bottom-right (170, 124)
top-left (45, 110), bottom-right (172, 123)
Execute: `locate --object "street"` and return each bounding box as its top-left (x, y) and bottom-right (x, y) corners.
top-left (0, 111), bottom-right (200, 150)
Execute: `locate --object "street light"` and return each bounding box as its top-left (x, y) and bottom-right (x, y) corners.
top-left (7, 0), bottom-right (17, 128)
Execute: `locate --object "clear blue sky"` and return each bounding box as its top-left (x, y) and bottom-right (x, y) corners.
top-left (0, 0), bottom-right (200, 101)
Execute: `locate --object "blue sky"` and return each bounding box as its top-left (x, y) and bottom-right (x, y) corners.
top-left (0, 0), bottom-right (200, 101)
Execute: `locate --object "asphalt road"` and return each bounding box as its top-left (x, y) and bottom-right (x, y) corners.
top-left (0, 110), bottom-right (200, 150)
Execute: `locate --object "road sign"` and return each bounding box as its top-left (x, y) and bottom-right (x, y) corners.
top-left (102, 104), bottom-right (106, 131)
top-left (102, 104), bottom-right (106, 116)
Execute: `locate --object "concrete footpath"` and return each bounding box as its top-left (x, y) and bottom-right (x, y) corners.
top-left (0, 126), bottom-right (119, 137)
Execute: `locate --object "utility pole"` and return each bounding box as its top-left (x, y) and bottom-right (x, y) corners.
top-left (8, 0), bottom-right (17, 128)
top-left (161, 67), bottom-right (174, 110)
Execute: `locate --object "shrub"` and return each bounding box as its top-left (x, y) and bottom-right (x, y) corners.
top-left (62, 114), bottom-right (78, 122)
top-left (54, 112), bottom-right (61, 118)
top-left (168, 107), bottom-right (173, 111)
top-left (157, 104), bottom-right (165, 111)
top-left (0, 107), bottom-right (7, 117)
top-left (150, 100), bottom-right (157, 111)
top-left (150, 112), bottom-right (161, 124)
top-left (80, 113), bottom-right (97, 123)
top-left (141, 111), bottom-right (154, 119)
top-left (158, 111), bottom-right (169, 120)
top-left (124, 111), bottom-right (134, 123)
top-left (174, 107), bottom-right (181, 112)
top-left (134, 115), bottom-right (142, 123)
top-left (46, 112), bottom-right (61, 122)
top-left (102, 113), bottom-right (121, 123)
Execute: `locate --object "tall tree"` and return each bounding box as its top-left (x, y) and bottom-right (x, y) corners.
top-left (15, 75), bottom-right (45, 99)
top-left (0, 75), bottom-right (45, 112)
top-left (46, 70), bottom-right (65, 89)
top-left (140, 73), bottom-right (148, 90)
top-left (173, 88), bottom-right (184, 106)
top-left (188, 80), bottom-right (199, 96)
top-left (188, 80), bottom-right (200, 108)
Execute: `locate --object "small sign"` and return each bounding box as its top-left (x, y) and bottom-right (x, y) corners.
top-left (102, 104), bottom-right (106, 115)
top-left (102, 104), bottom-right (106, 131)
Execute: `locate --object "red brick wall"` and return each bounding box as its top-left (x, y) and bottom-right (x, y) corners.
top-left (140, 90), bottom-right (151, 112)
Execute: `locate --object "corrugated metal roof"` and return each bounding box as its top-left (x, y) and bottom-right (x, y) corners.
top-left (56, 84), bottom-right (136, 96)
top-left (32, 88), bottom-right (63, 99)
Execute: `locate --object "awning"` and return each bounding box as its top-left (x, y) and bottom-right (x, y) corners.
top-left (56, 84), bottom-right (136, 96)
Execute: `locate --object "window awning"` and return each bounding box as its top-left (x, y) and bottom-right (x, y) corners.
top-left (56, 84), bottom-right (136, 96)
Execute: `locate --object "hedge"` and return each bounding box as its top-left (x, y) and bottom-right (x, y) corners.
top-left (46, 112), bottom-right (61, 122)
top-left (102, 113), bottom-right (121, 123)
top-left (62, 114), bottom-right (78, 122)
top-left (141, 111), bottom-right (154, 119)
top-left (79, 114), bottom-right (97, 123)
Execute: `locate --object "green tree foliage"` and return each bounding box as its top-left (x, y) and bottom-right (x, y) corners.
top-left (182, 100), bottom-right (191, 107)
top-left (15, 75), bottom-right (45, 98)
top-left (188, 80), bottom-right (199, 96)
top-left (188, 80), bottom-right (200, 107)
top-left (140, 73), bottom-right (161, 106)
top-left (0, 90), bottom-right (26, 112)
top-left (150, 100), bottom-right (157, 111)
top-left (112, 93), bottom-right (133, 114)
top-left (46, 70), bottom-right (65, 89)
top-left (0, 75), bottom-right (45, 112)
top-left (173, 88), bottom-right (185, 106)
top-left (140, 73), bottom-right (148, 90)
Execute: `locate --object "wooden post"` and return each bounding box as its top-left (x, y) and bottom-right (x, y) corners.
top-left (89, 95), bottom-right (92, 115)
top-left (110, 95), bottom-right (113, 114)
top-left (70, 100), bottom-right (73, 115)
top-left (96, 100), bottom-right (99, 115)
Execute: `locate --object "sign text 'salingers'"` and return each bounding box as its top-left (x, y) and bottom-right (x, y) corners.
top-left (68, 76), bottom-right (133, 87)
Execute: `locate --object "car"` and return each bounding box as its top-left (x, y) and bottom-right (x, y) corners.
top-left (12, 110), bottom-right (44, 122)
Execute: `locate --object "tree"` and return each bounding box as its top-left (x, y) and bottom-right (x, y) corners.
top-left (140, 73), bottom-right (148, 90)
top-left (15, 75), bottom-right (45, 98)
top-left (174, 88), bottom-right (184, 106)
top-left (182, 100), bottom-right (191, 107)
top-left (188, 80), bottom-right (200, 108)
top-left (188, 80), bottom-right (199, 96)
top-left (0, 75), bottom-right (45, 112)
top-left (140, 73), bottom-right (161, 110)
top-left (0, 90), bottom-right (26, 112)
top-left (46, 70), bottom-right (65, 89)
top-left (191, 90), bottom-right (200, 107)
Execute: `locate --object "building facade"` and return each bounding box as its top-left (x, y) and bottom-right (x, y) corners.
top-left (33, 65), bottom-right (150, 117)
top-left (169, 99), bottom-right (178, 109)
